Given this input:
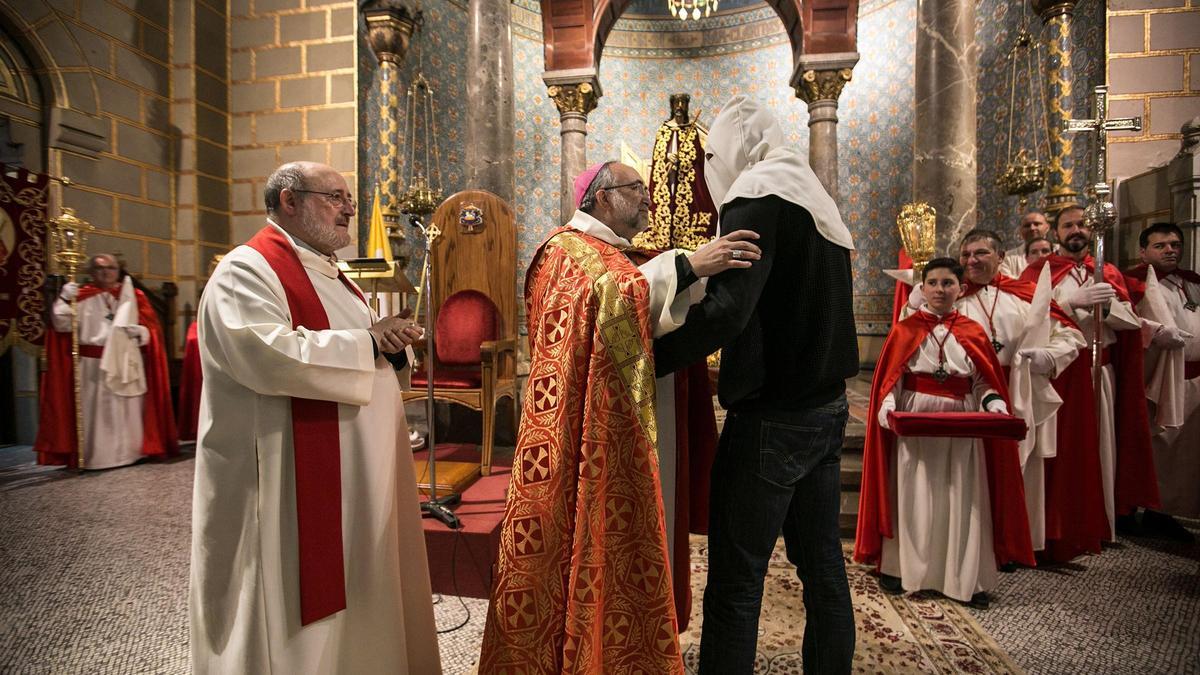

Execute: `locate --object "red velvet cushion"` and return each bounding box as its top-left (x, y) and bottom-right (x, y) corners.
top-left (435, 290), bottom-right (499, 366)
top-left (411, 369), bottom-right (483, 389)
top-left (887, 411), bottom-right (1028, 440)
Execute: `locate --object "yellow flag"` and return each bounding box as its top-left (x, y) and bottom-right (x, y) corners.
top-left (366, 185), bottom-right (393, 261)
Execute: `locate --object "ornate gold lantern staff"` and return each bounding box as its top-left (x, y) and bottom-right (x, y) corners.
top-left (50, 207), bottom-right (93, 471)
top-left (897, 201), bottom-right (937, 278)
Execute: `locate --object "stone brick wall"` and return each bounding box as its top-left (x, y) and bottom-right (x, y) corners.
top-left (228, 0), bottom-right (357, 252)
top-left (1108, 0), bottom-right (1200, 178)
top-left (171, 0), bottom-right (231, 328)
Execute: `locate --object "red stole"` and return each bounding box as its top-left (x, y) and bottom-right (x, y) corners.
top-left (854, 311), bottom-right (1034, 568)
top-left (34, 284), bottom-right (178, 467)
top-left (245, 225), bottom-right (367, 626)
top-left (480, 227), bottom-right (683, 674)
top-left (1020, 254), bottom-right (1160, 514)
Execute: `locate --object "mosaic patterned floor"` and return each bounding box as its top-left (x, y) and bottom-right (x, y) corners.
top-left (1, 445), bottom-right (1197, 674)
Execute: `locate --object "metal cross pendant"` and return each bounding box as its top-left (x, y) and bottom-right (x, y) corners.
top-left (105, 313), bottom-right (114, 321)
top-left (1186, 302), bottom-right (1197, 312)
top-left (992, 338), bottom-right (1004, 353)
top-left (933, 365), bottom-right (949, 383)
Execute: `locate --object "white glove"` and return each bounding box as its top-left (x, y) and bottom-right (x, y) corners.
top-left (1018, 348), bottom-right (1058, 376)
top-left (59, 282), bottom-right (79, 301)
top-left (984, 397), bottom-right (1009, 415)
top-left (906, 283), bottom-right (924, 310)
top-left (1067, 282), bottom-right (1115, 310)
top-left (1151, 325), bottom-right (1194, 349)
top-left (877, 398), bottom-right (896, 430)
top-left (122, 325), bottom-right (150, 345)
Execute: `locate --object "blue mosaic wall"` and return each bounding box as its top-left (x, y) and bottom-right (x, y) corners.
top-left (357, 0), bottom-right (1103, 333)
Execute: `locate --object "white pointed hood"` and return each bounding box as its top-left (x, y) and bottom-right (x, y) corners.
top-left (99, 275), bottom-right (147, 397)
top-left (704, 95), bottom-right (854, 251)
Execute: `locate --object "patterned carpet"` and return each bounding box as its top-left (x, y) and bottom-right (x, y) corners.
top-left (1, 446), bottom-right (1197, 674)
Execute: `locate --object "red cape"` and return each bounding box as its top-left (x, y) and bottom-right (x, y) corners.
top-left (1123, 263), bottom-right (1200, 306)
top-left (854, 311), bottom-right (1034, 568)
top-left (891, 248), bottom-right (914, 326)
top-left (961, 273), bottom-right (1079, 329)
top-left (177, 322), bottom-right (202, 441)
top-left (1020, 255), bottom-right (1160, 514)
top-left (34, 284), bottom-right (178, 468)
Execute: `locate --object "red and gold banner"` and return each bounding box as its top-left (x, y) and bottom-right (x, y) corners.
top-left (0, 164), bottom-right (49, 353)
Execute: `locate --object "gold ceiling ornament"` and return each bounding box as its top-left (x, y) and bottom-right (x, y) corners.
top-left (362, 1), bottom-right (420, 66)
top-left (667, 0), bottom-right (719, 21)
top-left (546, 82), bottom-right (599, 116)
top-left (49, 206), bottom-right (93, 471)
top-left (400, 72), bottom-right (443, 216)
top-left (896, 202), bottom-right (937, 278)
top-left (997, 25), bottom-right (1049, 209)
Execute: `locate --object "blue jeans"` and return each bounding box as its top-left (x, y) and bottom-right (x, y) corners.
top-left (698, 396), bottom-right (855, 675)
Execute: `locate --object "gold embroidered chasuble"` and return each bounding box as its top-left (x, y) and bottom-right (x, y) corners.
top-left (479, 228), bottom-right (683, 674)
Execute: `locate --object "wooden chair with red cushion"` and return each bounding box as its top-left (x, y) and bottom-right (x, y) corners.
top-left (404, 190), bottom-right (518, 478)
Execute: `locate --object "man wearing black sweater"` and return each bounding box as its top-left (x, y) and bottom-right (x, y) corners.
top-left (655, 96), bottom-right (858, 675)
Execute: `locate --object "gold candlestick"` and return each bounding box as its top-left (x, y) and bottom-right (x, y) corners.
top-left (50, 207), bottom-right (93, 471)
top-left (897, 202), bottom-right (937, 278)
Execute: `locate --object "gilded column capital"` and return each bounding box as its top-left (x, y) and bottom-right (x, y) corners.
top-left (791, 52), bottom-right (859, 104)
top-left (546, 82), bottom-right (599, 116)
top-left (362, 1), bottom-right (421, 65)
top-left (795, 68), bottom-right (854, 104)
top-left (543, 69), bottom-right (602, 117)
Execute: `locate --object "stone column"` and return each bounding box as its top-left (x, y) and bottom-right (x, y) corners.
top-left (1033, 0), bottom-right (1080, 214)
top-left (792, 53), bottom-right (859, 205)
top-left (1169, 117), bottom-right (1200, 270)
top-left (466, 0), bottom-right (515, 202)
top-left (544, 70), bottom-right (601, 223)
top-left (914, 0), bottom-right (978, 254)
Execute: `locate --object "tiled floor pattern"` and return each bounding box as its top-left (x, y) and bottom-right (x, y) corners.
top-left (1, 435), bottom-right (1197, 674)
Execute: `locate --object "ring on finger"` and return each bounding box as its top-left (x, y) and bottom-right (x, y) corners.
top-left (731, 249), bottom-right (742, 260)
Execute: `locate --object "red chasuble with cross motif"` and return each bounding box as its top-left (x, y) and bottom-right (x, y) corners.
top-left (479, 228), bottom-right (683, 675)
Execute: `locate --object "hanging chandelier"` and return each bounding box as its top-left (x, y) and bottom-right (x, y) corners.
top-left (667, 0), bottom-right (718, 21)
top-left (399, 72), bottom-right (444, 216)
top-left (996, 21), bottom-right (1049, 209)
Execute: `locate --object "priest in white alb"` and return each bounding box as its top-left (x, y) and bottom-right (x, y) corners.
top-left (190, 162), bottom-right (440, 674)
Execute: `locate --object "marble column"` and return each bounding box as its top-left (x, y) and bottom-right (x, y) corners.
top-left (914, 0), bottom-right (978, 255)
top-left (544, 70), bottom-right (601, 223)
top-left (792, 53), bottom-right (859, 205)
top-left (1034, 0), bottom-right (1080, 214)
top-left (465, 0), bottom-right (515, 203)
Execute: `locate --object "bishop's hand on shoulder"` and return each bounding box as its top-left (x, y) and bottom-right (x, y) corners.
top-left (368, 313), bottom-right (422, 354)
top-left (688, 229), bottom-right (762, 277)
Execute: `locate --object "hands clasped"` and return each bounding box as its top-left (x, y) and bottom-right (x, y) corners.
top-left (689, 230), bottom-right (762, 277)
top-left (368, 309), bottom-right (422, 354)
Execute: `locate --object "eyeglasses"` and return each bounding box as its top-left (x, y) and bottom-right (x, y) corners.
top-left (292, 189), bottom-right (356, 209)
top-left (601, 180), bottom-right (648, 196)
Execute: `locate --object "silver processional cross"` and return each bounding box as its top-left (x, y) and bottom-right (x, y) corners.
top-left (1062, 85), bottom-right (1142, 430)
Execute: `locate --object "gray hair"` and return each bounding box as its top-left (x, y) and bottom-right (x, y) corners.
top-left (960, 228), bottom-right (1004, 253)
top-left (264, 163), bottom-right (309, 214)
top-left (85, 253), bottom-right (118, 276)
top-left (578, 161), bottom-right (617, 214)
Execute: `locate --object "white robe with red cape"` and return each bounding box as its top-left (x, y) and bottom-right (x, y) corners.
top-left (190, 223), bottom-right (440, 674)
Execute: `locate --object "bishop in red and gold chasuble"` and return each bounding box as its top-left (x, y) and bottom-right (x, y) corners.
top-left (479, 228), bottom-right (683, 674)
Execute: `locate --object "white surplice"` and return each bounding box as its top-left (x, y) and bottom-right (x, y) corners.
top-left (879, 311), bottom-right (999, 602)
top-left (1052, 265), bottom-right (1141, 537)
top-left (190, 224), bottom-right (440, 674)
top-left (1137, 270), bottom-right (1200, 518)
top-left (956, 283), bottom-right (1084, 550)
top-left (51, 290), bottom-right (150, 470)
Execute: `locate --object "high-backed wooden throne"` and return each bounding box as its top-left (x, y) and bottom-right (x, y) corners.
top-left (405, 190), bottom-right (518, 482)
